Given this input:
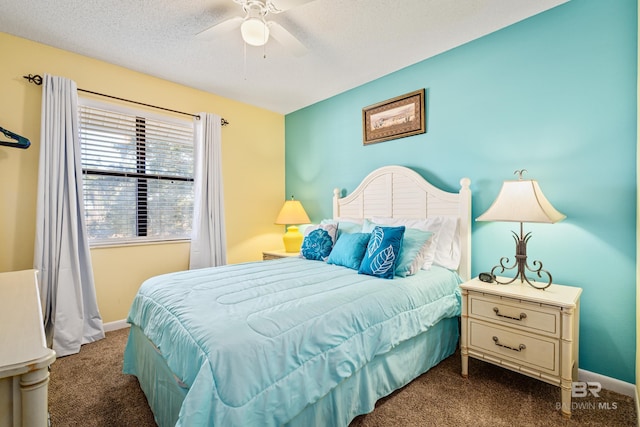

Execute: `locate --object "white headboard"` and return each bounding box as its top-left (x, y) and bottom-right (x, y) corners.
top-left (332, 165), bottom-right (472, 281)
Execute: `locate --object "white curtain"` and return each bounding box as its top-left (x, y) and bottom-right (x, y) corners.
top-left (189, 113), bottom-right (227, 269)
top-left (34, 74), bottom-right (104, 356)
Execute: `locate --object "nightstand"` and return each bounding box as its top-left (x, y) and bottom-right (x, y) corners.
top-left (460, 277), bottom-right (581, 418)
top-left (0, 270), bottom-right (56, 426)
top-left (262, 250), bottom-right (300, 260)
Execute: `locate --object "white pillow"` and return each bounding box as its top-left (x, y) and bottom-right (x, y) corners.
top-left (429, 216), bottom-right (460, 270)
top-left (370, 216), bottom-right (460, 271)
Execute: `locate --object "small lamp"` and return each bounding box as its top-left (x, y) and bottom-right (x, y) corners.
top-left (275, 196), bottom-right (310, 253)
top-left (476, 170), bottom-right (566, 290)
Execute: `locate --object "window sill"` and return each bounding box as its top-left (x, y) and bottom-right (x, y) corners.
top-left (89, 238), bottom-right (190, 249)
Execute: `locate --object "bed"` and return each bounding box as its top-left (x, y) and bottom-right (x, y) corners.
top-left (123, 165), bottom-right (472, 427)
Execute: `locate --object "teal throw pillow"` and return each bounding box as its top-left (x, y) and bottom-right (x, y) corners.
top-left (326, 232), bottom-right (371, 270)
top-left (358, 226), bottom-right (405, 279)
top-left (395, 228), bottom-right (434, 277)
top-left (301, 229), bottom-right (333, 261)
top-left (337, 221), bottom-right (363, 236)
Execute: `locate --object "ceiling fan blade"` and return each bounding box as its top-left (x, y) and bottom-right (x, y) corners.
top-left (267, 21), bottom-right (308, 56)
top-left (268, 0), bottom-right (316, 13)
top-left (196, 16), bottom-right (243, 39)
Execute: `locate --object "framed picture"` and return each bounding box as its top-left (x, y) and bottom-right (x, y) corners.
top-left (362, 89), bottom-right (426, 145)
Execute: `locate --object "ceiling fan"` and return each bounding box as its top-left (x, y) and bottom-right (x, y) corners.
top-left (198, 0), bottom-right (315, 56)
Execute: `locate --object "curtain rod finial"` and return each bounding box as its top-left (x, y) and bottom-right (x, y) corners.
top-left (23, 74), bottom-right (43, 85)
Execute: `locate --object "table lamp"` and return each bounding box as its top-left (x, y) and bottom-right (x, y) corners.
top-left (476, 170), bottom-right (565, 290)
top-left (275, 196), bottom-right (310, 253)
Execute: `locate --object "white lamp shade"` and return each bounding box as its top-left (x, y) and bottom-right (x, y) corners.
top-left (241, 17), bottom-right (270, 46)
top-left (476, 179), bottom-right (566, 224)
top-left (275, 199), bottom-right (310, 225)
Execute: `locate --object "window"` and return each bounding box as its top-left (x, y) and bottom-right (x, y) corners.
top-left (79, 100), bottom-right (194, 244)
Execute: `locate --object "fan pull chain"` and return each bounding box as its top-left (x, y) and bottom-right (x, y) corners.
top-left (243, 42), bottom-right (248, 80)
top-left (263, 22), bottom-right (268, 59)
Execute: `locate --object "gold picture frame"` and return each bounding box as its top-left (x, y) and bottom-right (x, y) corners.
top-left (362, 89), bottom-right (426, 145)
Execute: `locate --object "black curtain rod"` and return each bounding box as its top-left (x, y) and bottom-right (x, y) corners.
top-left (23, 74), bottom-right (229, 127)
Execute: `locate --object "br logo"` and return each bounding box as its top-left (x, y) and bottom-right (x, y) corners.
top-left (571, 381), bottom-right (601, 398)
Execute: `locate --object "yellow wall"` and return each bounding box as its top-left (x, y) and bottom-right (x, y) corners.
top-left (0, 32), bottom-right (286, 323)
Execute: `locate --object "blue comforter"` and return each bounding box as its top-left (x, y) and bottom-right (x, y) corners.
top-left (125, 257), bottom-right (461, 426)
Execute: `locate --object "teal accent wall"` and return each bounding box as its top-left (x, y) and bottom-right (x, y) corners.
top-left (285, 0), bottom-right (637, 383)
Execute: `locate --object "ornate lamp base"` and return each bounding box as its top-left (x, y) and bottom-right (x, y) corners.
top-left (490, 223), bottom-right (553, 290)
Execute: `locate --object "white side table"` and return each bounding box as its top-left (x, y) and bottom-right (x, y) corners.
top-left (460, 277), bottom-right (581, 418)
top-left (0, 270), bottom-right (56, 427)
top-left (262, 250), bottom-right (300, 260)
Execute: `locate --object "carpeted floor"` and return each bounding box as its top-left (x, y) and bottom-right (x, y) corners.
top-left (48, 328), bottom-right (636, 426)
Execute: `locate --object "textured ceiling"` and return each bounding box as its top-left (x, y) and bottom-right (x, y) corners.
top-left (0, 0), bottom-right (567, 114)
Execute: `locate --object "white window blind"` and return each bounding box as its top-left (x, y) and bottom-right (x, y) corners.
top-left (79, 102), bottom-right (194, 244)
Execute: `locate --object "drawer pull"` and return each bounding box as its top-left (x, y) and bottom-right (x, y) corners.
top-left (493, 336), bottom-right (526, 352)
top-left (493, 307), bottom-right (527, 321)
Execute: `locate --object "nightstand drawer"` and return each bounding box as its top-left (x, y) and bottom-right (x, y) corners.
top-left (469, 293), bottom-right (559, 337)
top-left (469, 320), bottom-right (559, 375)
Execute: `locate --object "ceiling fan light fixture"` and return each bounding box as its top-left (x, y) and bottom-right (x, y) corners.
top-left (241, 17), bottom-right (270, 46)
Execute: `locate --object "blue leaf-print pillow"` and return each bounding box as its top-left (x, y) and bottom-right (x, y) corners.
top-left (358, 225), bottom-right (405, 279)
top-left (300, 223), bottom-right (337, 261)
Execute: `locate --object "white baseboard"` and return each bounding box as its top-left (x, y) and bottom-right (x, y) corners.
top-left (103, 319), bottom-right (129, 332)
top-left (579, 368), bottom-right (635, 398)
